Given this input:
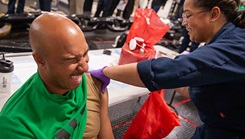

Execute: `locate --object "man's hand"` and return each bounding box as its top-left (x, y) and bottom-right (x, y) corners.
top-left (87, 66), bottom-right (110, 94)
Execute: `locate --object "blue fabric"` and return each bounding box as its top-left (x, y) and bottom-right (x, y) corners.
top-left (137, 22), bottom-right (245, 136)
top-left (94, 0), bottom-right (111, 17)
top-left (151, 0), bottom-right (167, 12)
top-left (39, 0), bottom-right (51, 12)
top-left (151, 4), bottom-right (161, 13)
top-left (191, 124), bottom-right (245, 139)
top-left (7, 0), bottom-right (25, 14)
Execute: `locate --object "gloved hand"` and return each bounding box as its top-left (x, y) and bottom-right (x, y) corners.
top-left (87, 66), bottom-right (110, 94)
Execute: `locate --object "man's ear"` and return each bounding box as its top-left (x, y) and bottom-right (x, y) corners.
top-left (32, 52), bottom-right (45, 68)
top-left (210, 6), bottom-right (221, 21)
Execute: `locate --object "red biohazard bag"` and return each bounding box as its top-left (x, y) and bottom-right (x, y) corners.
top-left (118, 8), bottom-right (170, 65)
top-left (122, 89), bottom-right (180, 139)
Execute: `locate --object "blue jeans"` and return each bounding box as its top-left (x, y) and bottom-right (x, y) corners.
top-left (7, 0), bottom-right (25, 14)
top-left (94, 0), bottom-right (111, 17)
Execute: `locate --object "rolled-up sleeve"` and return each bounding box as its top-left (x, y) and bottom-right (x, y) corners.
top-left (137, 45), bottom-right (245, 91)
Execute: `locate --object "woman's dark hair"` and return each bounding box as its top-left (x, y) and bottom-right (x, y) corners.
top-left (193, 0), bottom-right (245, 28)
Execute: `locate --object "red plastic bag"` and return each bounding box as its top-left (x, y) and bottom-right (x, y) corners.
top-left (118, 8), bottom-right (170, 65)
top-left (123, 90), bottom-right (180, 139)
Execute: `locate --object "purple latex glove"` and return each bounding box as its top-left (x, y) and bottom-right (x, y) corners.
top-left (87, 66), bottom-right (110, 94)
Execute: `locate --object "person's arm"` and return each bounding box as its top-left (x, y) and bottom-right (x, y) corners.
top-left (103, 63), bottom-right (145, 87)
top-left (97, 89), bottom-right (114, 139)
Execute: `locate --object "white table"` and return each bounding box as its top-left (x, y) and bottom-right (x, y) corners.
top-left (0, 45), bottom-right (179, 110)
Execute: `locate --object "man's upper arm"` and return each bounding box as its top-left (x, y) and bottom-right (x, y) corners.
top-left (98, 90), bottom-right (114, 139)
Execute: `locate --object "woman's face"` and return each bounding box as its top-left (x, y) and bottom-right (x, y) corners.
top-left (182, 0), bottom-right (212, 43)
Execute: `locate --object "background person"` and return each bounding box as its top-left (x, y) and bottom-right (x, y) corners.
top-left (39, 0), bottom-right (52, 11)
top-left (151, 0), bottom-right (167, 13)
top-left (83, 0), bottom-right (94, 16)
top-left (69, 0), bottom-right (85, 15)
top-left (107, 0), bottom-right (128, 17)
top-left (89, 0), bottom-right (245, 138)
top-left (94, 0), bottom-right (111, 17)
top-left (7, 0), bottom-right (25, 14)
top-left (0, 12), bottom-right (114, 139)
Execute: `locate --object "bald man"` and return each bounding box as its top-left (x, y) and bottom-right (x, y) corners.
top-left (0, 12), bottom-right (114, 139)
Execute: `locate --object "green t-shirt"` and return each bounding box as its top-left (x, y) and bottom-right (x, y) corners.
top-left (0, 72), bottom-right (88, 139)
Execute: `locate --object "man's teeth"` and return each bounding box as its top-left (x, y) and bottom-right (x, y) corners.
top-left (71, 75), bottom-right (80, 80)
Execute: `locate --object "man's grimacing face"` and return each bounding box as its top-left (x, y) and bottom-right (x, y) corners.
top-left (29, 13), bottom-right (92, 95)
top-left (42, 40), bottom-right (89, 92)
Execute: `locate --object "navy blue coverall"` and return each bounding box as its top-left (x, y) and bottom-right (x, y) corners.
top-left (137, 22), bottom-right (245, 138)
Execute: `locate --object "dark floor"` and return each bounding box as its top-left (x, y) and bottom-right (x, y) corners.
top-left (0, 1), bottom-right (203, 138)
